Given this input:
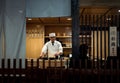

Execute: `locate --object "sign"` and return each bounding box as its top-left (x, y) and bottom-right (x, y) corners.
top-left (109, 26), bottom-right (117, 56)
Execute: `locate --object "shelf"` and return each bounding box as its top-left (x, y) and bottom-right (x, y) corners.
top-left (45, 35), bottom-right (91, 38)
top-left (63, 47), bottom-right (72, 49)
top-left (45, 36), bottom-right (71, 38)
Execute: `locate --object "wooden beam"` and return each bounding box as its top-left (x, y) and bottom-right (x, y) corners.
top-left (71, 0), bottom-right (80, 58)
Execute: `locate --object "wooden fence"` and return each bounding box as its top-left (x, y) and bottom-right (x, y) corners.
top-left (0, 58), bottom-right (119, 83)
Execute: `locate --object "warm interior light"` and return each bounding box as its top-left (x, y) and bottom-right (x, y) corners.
top-left (118, 10), bottom-right (120, 12)
top-left (28, 18), bottom-right (32, 20)
top-left (106, 18), bottom-right (111, 21)
top-left (67, 18), bottom-right (72, 20)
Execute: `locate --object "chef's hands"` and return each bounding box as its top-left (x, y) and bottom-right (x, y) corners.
top-left (38, 56), bottom-right (43, 59)
top-left (54, 52), bottom-right (62, 56)
top-left (39, 52), bottom-right (45, 59)
top-left (54, 53), bottom-right (59, 56)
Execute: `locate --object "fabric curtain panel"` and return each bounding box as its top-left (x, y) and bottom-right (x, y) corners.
top-left (26, 0), bottom-right (71, 17)
top-left (0, 0), bottom-right (4, 59)
top-left (0, 0), bottom-right (26, 68)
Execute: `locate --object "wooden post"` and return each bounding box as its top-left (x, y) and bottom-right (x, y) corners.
top-left (71, 0), bottom-right (80, 58)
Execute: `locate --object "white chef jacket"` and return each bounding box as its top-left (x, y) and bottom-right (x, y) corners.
top-left (41, 40), bottom-right (63, 58)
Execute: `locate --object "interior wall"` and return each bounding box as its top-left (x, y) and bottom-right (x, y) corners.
top-left (91, 31), bottom-right (108, 60)
top-left (26, 24), bottom-right (44, 59)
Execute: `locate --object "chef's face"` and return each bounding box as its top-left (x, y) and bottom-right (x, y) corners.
top-left (49, 37), bottom-right (56, 42)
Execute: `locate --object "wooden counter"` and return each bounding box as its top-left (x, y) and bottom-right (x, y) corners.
top-left (27, 57), bottom-right (69, 69)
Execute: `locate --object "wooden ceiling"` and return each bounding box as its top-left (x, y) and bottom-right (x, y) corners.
top-left (26, 6), bottom-right (120, 25)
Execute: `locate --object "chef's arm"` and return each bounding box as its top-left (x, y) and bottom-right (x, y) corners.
top-left (55, 51), bottom-right (63, 56)
top-left (39, 45), bottom-right (47, 58)
top-left (40, 52), bottom-right (45, 58)
top-left (55, 44), bottom-right (63, 56)
top-left (58, 51), bottom-right (63, 55)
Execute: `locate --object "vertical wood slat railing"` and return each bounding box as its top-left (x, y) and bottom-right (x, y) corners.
top-left (0, 58), bottom-right (119, 83)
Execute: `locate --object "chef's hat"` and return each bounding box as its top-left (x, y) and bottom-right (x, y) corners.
top-left (49, 33), bottom-right (56, 37)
